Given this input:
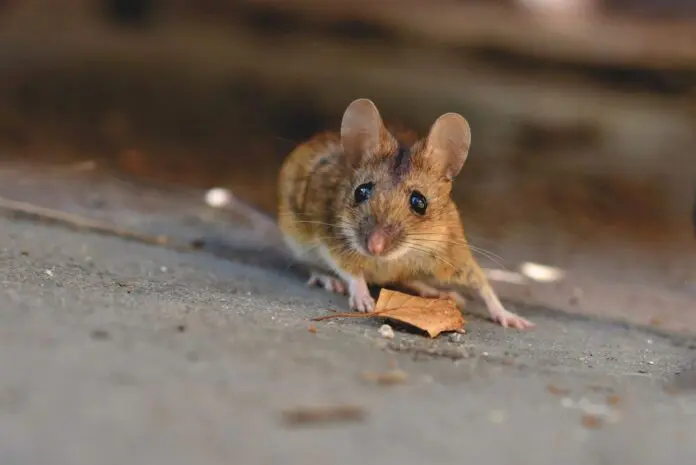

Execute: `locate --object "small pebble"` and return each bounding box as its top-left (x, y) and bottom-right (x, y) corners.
top-left (44, 269), bottom-right (53, 277)
top-left (488, 410), bottom-right (506, 424)
top-left (378, 324), bottom-right (395, 339)
top-left (205, 187), bottom-right (232, 208)
top-left (448, 333), bottom-right (463, 343)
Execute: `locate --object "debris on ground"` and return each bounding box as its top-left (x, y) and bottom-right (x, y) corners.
top-left (359, 368), bottom-right (408, 386)
top-left (281, 405), bottom-right (366, 426)
top-left (312, 289), bottom-right (465, 338)
top-left (378, 324), bottom-right (395, 339)
top-left (581, 414), bottom-right (603, 429)
top-left (547, 384), bottom-right (571, 396)
top-left (204, 187), bottom-right (232, 208)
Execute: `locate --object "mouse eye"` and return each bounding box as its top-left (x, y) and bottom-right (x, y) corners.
top-left (409, 190), bottom-right (427, 215)
top-left (354, 182), bottom-right (374, 204)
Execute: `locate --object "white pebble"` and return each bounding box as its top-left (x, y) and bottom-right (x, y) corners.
top-left (488, 410), bottom-right (507, 424)
top-left (378, 324), bottom-right (395, 339)
top-left (44, 269), bottom-right (53, 277)
top-left (205, 187), bottom-right (232, 208)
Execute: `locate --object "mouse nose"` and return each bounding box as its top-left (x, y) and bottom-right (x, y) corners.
top-left (367, 229), bottom-right (389, 255)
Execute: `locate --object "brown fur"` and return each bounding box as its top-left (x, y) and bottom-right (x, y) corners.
top-left (278, 118), bottom-right (482, 288)
top-left (277, 98), bottom-right (533, 329)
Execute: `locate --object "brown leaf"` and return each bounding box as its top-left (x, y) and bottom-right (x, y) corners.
top-left (374, 289), bottom-right (465, 338)
top-left (311, 289), bottom-right (465, 338)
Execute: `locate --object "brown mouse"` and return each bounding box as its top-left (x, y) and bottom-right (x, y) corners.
top-left (277, 98), bottom-right (533, 329)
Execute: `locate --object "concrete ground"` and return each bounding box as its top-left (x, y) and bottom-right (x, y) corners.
top-left (1, 164), bottom-right (695, 465)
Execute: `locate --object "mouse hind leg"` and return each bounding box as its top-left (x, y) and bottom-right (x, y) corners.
top-left (282, 235), bottom-right (349, 296)
top-left (307, 272), bottom-right (347, 295)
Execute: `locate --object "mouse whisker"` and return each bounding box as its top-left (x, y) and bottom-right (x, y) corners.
top-left (405, 235), bottom-right (507, 269)
top-left (401, 241), bottom-right (458, 271)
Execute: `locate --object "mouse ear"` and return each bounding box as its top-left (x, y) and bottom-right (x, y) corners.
top-left (423, 113), bottom-right (471, 180)
top-left (340, 98), bottom-right (386, 164)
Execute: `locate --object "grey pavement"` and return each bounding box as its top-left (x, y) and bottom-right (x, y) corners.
top-left (1, 171), bottom-right (696, 465)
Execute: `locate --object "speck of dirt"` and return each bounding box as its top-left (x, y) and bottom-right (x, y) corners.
top-left (19, 250), bottom-right (29, 256)
top-left (189, 238), bottom-right (206, 249)
top-left (176, 324), bottom-right (186, 333)
top-left (547, 384), bottom-right (571, 396)
top-left (90, 329), bottom-right (110, 340)
top-left (581, 414), bottom-right (603, 429)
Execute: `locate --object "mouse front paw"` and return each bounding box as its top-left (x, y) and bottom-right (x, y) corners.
top-left (349, 292), bottom-right (375, 313)
top-left (348, 278), bottom-right (375, 313)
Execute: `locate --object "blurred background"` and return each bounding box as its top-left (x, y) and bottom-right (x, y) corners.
top-left (0, 0), bottom-right (695, 327)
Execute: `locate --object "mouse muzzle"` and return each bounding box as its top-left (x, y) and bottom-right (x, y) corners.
top-left (367, 229), bottom-right (389, 255)
top-left (363, 224), bottom-right (403, 258)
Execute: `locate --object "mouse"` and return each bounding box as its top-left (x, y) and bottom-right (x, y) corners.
top-left (276, 98), bottom-right (534, 329)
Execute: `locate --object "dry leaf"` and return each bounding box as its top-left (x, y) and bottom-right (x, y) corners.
top-left (311, 289), bottom-right (465, 338)
top-left (373, 289), bottom-right (465, 337)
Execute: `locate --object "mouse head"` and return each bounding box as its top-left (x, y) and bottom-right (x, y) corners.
top-left (338, 98), bottom-right (471, 261)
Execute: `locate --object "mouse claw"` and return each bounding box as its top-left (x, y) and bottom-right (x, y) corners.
top-left (350, 293), bottom-right (375, 313)
top-left (347, 278), bottom-right (375, 313)
top-left (492, 308), bottom-right (535, 330)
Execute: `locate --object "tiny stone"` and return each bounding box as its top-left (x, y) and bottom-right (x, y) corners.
top-left (448, 332), bottom-right (463, 343)
top-left (488, 410), bottom-right (506, 424)
top-left (205, 187), bottom-right (232, 208)
top-left (44, 269), bottom-right (53, 277)
top-left (378, 324), bottom-right (395, 339)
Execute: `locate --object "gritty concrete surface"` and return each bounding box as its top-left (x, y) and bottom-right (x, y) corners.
top-left (1, 166), bottom-right (696, 465)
